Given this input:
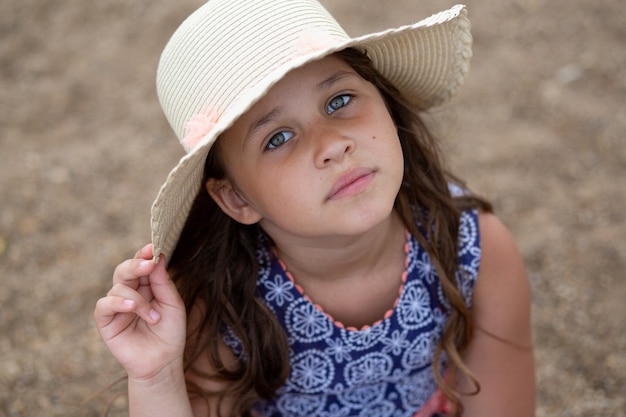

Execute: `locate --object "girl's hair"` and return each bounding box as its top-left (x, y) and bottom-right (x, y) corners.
top-left (167, 48), bottom-right (492, 417)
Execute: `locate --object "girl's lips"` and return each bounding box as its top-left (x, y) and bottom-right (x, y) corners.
top-left (327, 167), bottom-right (375, 200)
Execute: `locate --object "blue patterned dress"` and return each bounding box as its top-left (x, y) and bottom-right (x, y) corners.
top-left (224, 209), bottom-right (481, 417)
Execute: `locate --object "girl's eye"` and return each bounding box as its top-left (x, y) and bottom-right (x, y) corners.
top-left (326, 94), bottom-right (351, 114)
top-left (266, 131), bottom-right (294, 150)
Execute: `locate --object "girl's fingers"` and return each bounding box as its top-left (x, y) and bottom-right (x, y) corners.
top-left (106, 283), bottom-right (161, 325)
top-left (112, 243), bottom-right (155, 287)
top-left (98, 246), bottom-right (178, 338)
top-left (147, 255), bottom-right (183, 308)
top-left (133, 243), bottom-right (154, 261)
top-left (112, 257), bottom-right (155, 287)
top-left (94, 295), bottom-right (138, 329)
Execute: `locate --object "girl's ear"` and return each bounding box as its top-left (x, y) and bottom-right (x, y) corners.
top-left (205, 178), bottom-right (262, 225)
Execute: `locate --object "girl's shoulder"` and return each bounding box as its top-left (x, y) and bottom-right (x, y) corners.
top-left (460, 211), bottom-right (535, 414)
top-left (473, 211), bottom-right (532, 347)
top-left (475, 211), bottom-right (528, 299)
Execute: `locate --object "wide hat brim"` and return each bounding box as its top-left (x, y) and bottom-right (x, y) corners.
top-left (151, 3), bottom-right (472, 262)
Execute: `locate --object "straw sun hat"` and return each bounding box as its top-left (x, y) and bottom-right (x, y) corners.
top-left (151, 0), bottom-right (473, 262)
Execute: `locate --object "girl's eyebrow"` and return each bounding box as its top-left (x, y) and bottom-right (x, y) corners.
top-left (246, 107), bottom-right (282, 145)
top-left (316, 70), bottom-right (356, 92)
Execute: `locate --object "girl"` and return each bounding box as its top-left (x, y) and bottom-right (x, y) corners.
top-left (94, 1), bottom-right (535, 416)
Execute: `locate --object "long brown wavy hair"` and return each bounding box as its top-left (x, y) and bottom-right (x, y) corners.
top-left (167, 48), bottom-right (492, 416)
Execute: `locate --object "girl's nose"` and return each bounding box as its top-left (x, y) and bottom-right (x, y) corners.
top-left (311, 121), bottom-right (355, 167)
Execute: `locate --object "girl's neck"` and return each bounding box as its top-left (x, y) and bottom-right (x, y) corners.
top-left (266, 211), bottom-right (407, 329)
top-left (268, 211), bottom-right (406, 285)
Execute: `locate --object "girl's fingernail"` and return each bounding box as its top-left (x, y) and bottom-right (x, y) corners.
top-left (124, 299), bottom-right (135, 308)
top-left (139, 260), bottom-right (152, 269)
top-left (149, 309), bottom-right (161, 322)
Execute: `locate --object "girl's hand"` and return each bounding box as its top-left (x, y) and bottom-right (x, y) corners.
top-left (94, 244), bottom-right (187, 382)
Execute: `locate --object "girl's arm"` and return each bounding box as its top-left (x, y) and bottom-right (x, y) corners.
top-left (128, 362), bottom-right (193, 417)
top-left (94, 244), bottom-right (194, 417)
top-left (459, 212), bottom-right (536, 416)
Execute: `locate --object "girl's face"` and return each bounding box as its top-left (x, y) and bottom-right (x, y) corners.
top-left (208, 55), bottom-right (404, 243)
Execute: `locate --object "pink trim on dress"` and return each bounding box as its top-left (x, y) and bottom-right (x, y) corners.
top-left (272, 230), bottom-right (410, 332)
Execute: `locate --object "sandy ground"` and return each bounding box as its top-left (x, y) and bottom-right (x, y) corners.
top-left (0, 0), bottom-right (624, 416)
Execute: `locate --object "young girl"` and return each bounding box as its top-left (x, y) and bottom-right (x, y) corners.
top-left (94, 1), bottom-right (535, 416)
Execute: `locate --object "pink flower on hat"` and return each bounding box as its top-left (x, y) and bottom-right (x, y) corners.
top-left (294, 28), bottom-right (339, 55)
top-left (182, 108), bottom-right (220, 152)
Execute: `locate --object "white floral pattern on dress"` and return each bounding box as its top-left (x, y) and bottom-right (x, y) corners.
top-left (263, 274), bottom-right (295, 307)
top-left (245, 209), bottom-right (481, 417)
top-left (401, 333), bottom-right (436, 371)
top-left (344, 352), bottom-right (393, 386)
top-left (337, 383), bottom-right (387, 409)
top-left (341, 320), bottom-right (389, 351)
top-left (381, 329), bottom-right (410, 356)
top-left (325, 338), bottom-right (353, 363)
top-left (289, 349), bottom-right (335, 393)
top-left (396, 281), bottom-right (433, 330)
top-left (286, 298), bottom-right (335, 343)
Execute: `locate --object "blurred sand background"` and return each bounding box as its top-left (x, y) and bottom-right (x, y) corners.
top-left (0, 0), bottom-right (624, 415)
